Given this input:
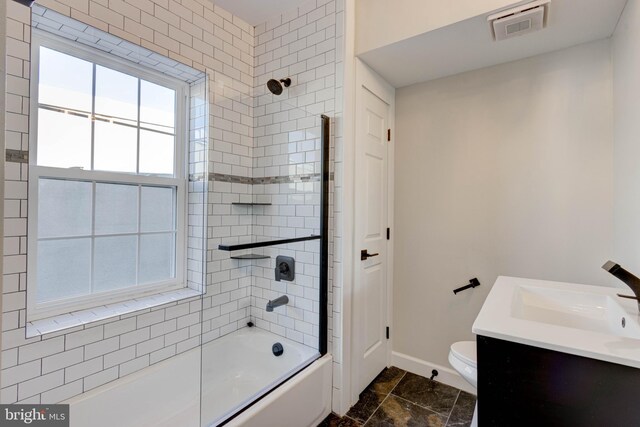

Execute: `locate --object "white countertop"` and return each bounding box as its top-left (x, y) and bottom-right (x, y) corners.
top-left (472, 276), bottom-right (640, 368)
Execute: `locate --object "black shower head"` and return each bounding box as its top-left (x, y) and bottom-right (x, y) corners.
top-left (267, 78), bottom-right (291, 95)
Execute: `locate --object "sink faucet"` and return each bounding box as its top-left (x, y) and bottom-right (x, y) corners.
top-left (602, 260), bottom-right (640, 312)
top-left (266, 295), bottom-right (289, 312)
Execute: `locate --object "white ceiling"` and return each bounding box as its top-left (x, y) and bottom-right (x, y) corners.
top-left (359, 0), bottom-right (629, 88)
top-left (212, 0), bottom-right (307, 26)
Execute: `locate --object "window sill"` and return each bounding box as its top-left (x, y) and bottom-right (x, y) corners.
top-left (26, 288), bottom-right (202, 338)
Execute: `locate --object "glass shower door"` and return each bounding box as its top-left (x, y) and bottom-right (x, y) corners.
top-left (199, 106), bottom-right (329, 425)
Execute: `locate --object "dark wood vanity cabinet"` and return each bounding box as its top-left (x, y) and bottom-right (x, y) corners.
top-left (477, 335), bottom-right (640, 426)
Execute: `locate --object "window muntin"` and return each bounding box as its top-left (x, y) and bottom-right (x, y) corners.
top-left (36, 46), bottom-right (177, 176)
top-left (28, 33), bottom-right (186, 319)
top-left (35, 179), bottom-right (178, 305)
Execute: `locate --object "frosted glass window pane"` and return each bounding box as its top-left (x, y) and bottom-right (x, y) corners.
top-left (37, 108), bottom-right (91, 169)
top-left (37, 238), bottom-right (91, 303)
top-left (141, 80), bottom-right (175, 133)
top-left (139, 233), bottom-right (174, 285)
top-left (139, 130), bottom-right (174, 175)
top-left (95, 66), bottom-right (138, 121)
top-left (38, 179), bottom-right (92, 238)
top-left (140, 186), bottom-right (174, 232)
top-left (93, 121), bottom-right (137, 173)
top-left (38, 47), bottom-right (92, 112)
top-left (95, 183), bottom-right (138, 234)
top-left (93, 235), bottom-right (137, 292)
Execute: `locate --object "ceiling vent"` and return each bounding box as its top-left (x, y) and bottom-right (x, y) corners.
top-left (488, 0), bottom-right (550, 41)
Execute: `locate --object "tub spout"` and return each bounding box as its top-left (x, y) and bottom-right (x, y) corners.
top-left (266, 295), bottom-right (289, 312)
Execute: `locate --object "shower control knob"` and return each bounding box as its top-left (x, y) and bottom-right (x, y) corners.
top-left (275, 255), bottom-right (295, 282)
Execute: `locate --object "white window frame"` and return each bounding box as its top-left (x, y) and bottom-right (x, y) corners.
top-left (27, 30), bottom-right (189, 321)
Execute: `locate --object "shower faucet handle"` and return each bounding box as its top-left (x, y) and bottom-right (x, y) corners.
top-left (278, 262), bottom-right (290, 274)
top-left (275, 255), bottom-right (295, 282)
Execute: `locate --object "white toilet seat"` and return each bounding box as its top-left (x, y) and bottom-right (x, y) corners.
top-left (450, 341), bottom-right (477, 368)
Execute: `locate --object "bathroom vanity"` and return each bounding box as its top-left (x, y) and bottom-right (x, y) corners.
top-left (473, 277), bottom-right (640, 426)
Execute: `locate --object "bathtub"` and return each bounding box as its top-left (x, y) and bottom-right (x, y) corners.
top-left (201, 327), bottom-right (320, 426)
top-left (65, 327), bottom-right (332, 427)
top-left (65, 347), bottom-right (201, 427)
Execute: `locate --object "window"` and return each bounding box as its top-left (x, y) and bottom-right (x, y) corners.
top-left (28, 32), bottom-right (187, 320)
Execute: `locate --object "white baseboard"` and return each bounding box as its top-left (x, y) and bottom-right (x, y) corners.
top-left (391, 351), bottom-right (476, 395)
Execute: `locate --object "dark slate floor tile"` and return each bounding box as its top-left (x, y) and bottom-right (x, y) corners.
top-left (364, 394), bottom-right (448, 427)
top-left (446, 391), bottom-right (476, 427)
top-left (369, 366), bottom-right (406, 396)
top-left (341, 416), bottom-right (363, 427)
top-left (392, 373), bottom-right (460, 415)
top-left (346, 387), bottom-right (387, 423)
top-left (318, 413), bottom-right (362, 427)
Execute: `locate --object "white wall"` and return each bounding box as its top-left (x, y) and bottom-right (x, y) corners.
top-left (355, 0), bottom-right (521, 55)
top-left (613, 0), bottom-right (640, 274)
top-left (394, 40), bottom-right (615, 368)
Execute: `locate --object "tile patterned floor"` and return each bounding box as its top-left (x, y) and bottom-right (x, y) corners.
top-left (318, 367), bottom-right (476, 427)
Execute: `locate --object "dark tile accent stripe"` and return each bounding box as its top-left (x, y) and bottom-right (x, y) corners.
top-left (252, 173), bottom-right (321, 184)
top-left (6, 149), bottom-right (28, 163)
top-left (189, 172), bottom-right (335, 184)
top-left (208, 173), bottom-right (253, 184)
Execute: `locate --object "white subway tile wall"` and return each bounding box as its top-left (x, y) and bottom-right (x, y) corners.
top-left (2, 0), bottom-right (346, 413)
top-left (188, 76), bottom-right (208, 295)
top-left (1, 0), bottom-right (242, 405)
top-left (201, 0), bottom-right (340, 354)
top-left (330, 0), bottom-right (344, 411)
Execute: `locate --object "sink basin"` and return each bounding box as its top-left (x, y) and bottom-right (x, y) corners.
top-left (473, 276), bottom-right (640, 369)
top-left (511, 285), bottom-right (640, 339)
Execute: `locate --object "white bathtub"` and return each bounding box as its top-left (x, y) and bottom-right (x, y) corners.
top-left (201, 327), bottom-right (320, 426)
top-left (65, 327), bottom-right (332, 427)
top-left (65, 347), bottom-right (201, 427)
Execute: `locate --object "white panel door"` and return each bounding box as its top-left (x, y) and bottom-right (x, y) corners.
top-left (354, 85), bottom-right (390, 394)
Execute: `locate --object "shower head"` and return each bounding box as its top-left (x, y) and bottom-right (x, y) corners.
top-left (267, 78), bottom-right (291, 96)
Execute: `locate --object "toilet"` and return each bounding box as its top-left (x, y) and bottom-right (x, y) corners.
top-left (449, 341), bottom-right (478, 427)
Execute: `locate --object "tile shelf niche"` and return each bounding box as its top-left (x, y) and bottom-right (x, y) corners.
top-left (218, 235), bottom-right (321, 251)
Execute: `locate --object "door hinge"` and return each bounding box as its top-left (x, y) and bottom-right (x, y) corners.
top-left (386, 228), bottom-right (390, 240)
top-left (387, 129), bottom-right (391, 142)
top-left (386, 326), bottom-right (390, 339)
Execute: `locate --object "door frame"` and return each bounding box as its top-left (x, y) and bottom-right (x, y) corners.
top-left (349, 58), bottom-right (395, 405)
